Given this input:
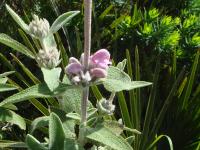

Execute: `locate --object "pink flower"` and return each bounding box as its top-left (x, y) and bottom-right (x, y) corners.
top-left (66, 63), bottom-right (83, 74)
top-left (90, 49), bottom-right (111, 69)
top-left (90, 68), bottom-right (107, 78)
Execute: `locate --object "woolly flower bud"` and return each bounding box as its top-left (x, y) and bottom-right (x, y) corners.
top-left (97, 99), bottom-right (115, 115)
top-left (29, 15), bottom-right (50, 39)
top-left (36, 47), bottom-right (60, 69)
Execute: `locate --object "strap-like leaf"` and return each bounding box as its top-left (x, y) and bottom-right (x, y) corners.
top-left (0, 34), bottom-right (35, 58)
top-left (50, 11), bottom-right (80, 33)
top-left (6, 4), bottom-right (29, 33)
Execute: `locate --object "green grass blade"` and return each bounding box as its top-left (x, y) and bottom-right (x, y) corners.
top-left (117, 92), bottom-right (133, 129)
top-left (91, 85), bottom-right (103, 101)
top-left (140, 57), bottom-right (160, 150)
top-left (182, 51), bottom-right (199, 109)
top-left (10, 53), bottom-right (40, 84)
top-left (150, 66), bottom-right (186, 138)
top-left (147, 135), bottom-right (173, 150)
top-left (0, 53), bottom-right (29, 87)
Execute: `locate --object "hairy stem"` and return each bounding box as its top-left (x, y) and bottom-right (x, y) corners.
top-left (83, 0), bottom-right (92, 69)
top-left (79, 0), bottom-right (92, 145)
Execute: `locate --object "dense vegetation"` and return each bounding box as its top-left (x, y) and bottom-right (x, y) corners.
top-left (0, 0), bottom-right (199, 149)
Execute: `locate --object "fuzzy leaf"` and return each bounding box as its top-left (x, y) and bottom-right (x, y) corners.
top-left (49, 113), bottom-right (65, 150)
top-left (0, 34), bottom-right (35, 58)
top-left (41, 67), bottom-right (61, 91)
top-left (6, 5), bottom-right (29, 33)
top-left (0, 107), bottom-right (26, 130)
top-left (0, 71), bottom-right (15, 78)
top-left (26, 134), bottom-right (47, 150)
top-left (30, 116), bottom-right (49, 134)
top-left (86, 125), bottom-right (133, 150)
top-left (103, 66), bottom-right (152, 92)
top-left (60, 83), bottom-right (82, 114)
top-left (42, 34), bottom-right (57, 48)
top-left (50, 11), bottom-right (80, 33)
top-left (0, 84), bottom-right (17, 92)
top-left (0, 83), bottom-right (74, 107)
top-left (64, 138), bottom-right (84, 150)
top-left (0, 141), bottom-right (26, 148)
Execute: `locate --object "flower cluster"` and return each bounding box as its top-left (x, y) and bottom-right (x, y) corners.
top-left (29, 15), bottom-right (50, 39)
top-left (36, 47), bottom-right (60, 69)
top-left (65, 49), bottom-right (111, 84)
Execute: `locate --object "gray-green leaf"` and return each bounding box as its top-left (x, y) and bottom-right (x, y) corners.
top-left (103, 66), bottom-right (152, 92)
top-left (26, 134), bottom-right (47, 150)
top-left (50, 11), bottom-right (80, 33)
top-left (30, 116), bottom-right (49, 134)
top-left (64, 138), bottom-right (84, 150)
top-left (0, 83), bottom-right (74, 107)
top-left (0, 107), bottom-right (26, 130)
top-left (0, 84), bottom-right (17, 92)
top-left (6, 5), bottom-right (29, 33)
top-left (49, 113), bottom-right (65, 150)
top-left (0, 34), bottom-right (35, 58)
top-left (41, 67), bottom-right (61, 91)
top-left (86, 126), bottom-right (133, 150)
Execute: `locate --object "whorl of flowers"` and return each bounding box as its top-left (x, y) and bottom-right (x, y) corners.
top-left (65, 49), bottom-right (111, 85)
top-left (29, 14), bottom-right (50, 39)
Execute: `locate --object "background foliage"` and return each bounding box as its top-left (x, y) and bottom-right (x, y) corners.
top-left (0, 0), bottom-right (199, 149)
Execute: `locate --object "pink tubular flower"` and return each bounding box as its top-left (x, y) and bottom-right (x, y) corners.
top-left (90, 49), bottom-right (111, 69)
top-left (65, 49), bottom-right (111, 84)
top-left (90, 68), bottom-right (107, 78)
top-left (66, 63), bottom-right (83, 74)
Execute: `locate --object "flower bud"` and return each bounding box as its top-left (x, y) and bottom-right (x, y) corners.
top-left (90, 68), bottom-right (107, 78)
top-left (66, 63), bottom-right (83, 74)
top-left (97, 99), bottom-right (115, 115)
top-left (29, 15), bottom-right (50, 39)
top-left (36, 47), bottom-right (60, 69)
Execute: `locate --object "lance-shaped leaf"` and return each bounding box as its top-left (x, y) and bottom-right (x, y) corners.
top-left (30, 116), bottom-right (49, 134)
top-left (0, 83), bottom-right (74, 107)
top-left (64, 138), bottom-right (84, 150)
top-left (41, 67), bottom-right (61, 91)
top-left (0, 107), bottom-right (26, 130)
top-left (0, 71), bottom-right (15, 78)
top-left (50, 11), bottom-right (80, 33)
top-left (103, 66), bottom-right (152, 92)
top-left (0, 141), bottom-right (26, 149)
top-left (6, 4), bottom-right (29, 33)
top-left (49, 113), bottom-right (65, 150)
top-left (86, 125), bottom-right (133, 150)
top-left (0, 34), bottom-right (35, 58)
top-left (26, 134), bottom-right (48, 150)
top-left (0, 84), bottom-right (17, 92)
